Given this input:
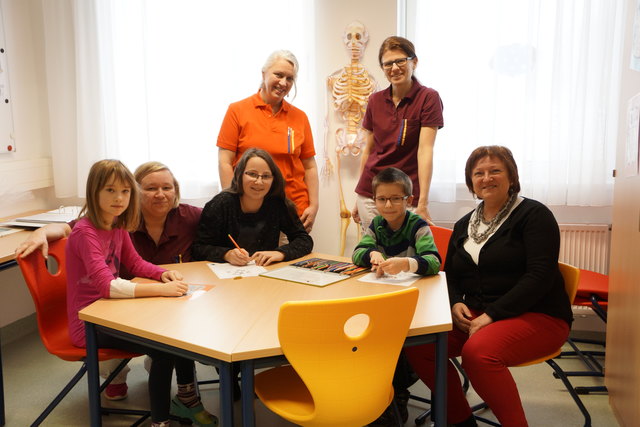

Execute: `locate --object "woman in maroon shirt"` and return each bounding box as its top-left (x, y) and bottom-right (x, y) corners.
top-left (353, 36), bottom-right (444, 230)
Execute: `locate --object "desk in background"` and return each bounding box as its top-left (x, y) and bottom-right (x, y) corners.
top-left (80, 255), bottom-right (452, 427)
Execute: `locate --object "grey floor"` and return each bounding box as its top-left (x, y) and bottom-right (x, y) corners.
top-left (1, 328), bottom-right (618, 427)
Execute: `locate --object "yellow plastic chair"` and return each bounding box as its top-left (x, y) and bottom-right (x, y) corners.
top-left (254, 287), bottom-right (419, 427)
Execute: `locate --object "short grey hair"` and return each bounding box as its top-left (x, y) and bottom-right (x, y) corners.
top-left (261, 50), bottom-right (299, 99)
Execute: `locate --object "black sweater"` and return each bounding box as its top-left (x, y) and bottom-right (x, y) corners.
top-left (445, 198), bottom-right (573, 325)
top-left (192, 191), bottom-right (313, 263)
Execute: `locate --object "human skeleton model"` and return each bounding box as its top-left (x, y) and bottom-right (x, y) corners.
top-left (325, 21), bottom-right (376, 255)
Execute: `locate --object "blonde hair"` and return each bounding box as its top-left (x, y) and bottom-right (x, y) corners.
top-left (80, 159), bottom-right (140, 231)
top-left (134, 161), bottom-right (181, 208)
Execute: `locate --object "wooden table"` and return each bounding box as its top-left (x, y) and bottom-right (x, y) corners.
top-left (79, 255), bottom-right (452, 426)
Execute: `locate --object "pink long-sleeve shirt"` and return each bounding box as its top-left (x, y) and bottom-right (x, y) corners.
top-left (66, 217), bottom-right (166, 347)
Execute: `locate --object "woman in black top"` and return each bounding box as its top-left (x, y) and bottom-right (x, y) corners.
top-left (405, 146), bottom-right (572, 427)
top-left (193, 148), bottom-right (312, 266)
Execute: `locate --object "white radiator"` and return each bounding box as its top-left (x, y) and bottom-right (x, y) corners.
top-left (559, 224), bottom-right (611, 274)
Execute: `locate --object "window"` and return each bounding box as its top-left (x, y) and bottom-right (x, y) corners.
top-left (46, 0), bottom-right (315, 199)
top-left (403, 0), bottom-right (624, 206)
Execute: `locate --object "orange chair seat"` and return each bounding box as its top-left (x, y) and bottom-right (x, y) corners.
top-left (576, 269), bottom-right (608, 300)
top-left (48, 333), bottom-right (141, 362)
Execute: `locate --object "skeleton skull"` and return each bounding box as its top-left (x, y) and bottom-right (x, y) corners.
top-left (343, 21), bottom-right (368, 61)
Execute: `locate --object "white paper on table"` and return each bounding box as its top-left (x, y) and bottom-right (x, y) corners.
top-left (187, 284), bottom-right (208, 299)
top-left (357, 271), bottom-right (421, 287)
top-left (0, 227), bottom-right (22, 237)
top-left (207, 261), bottom-right (267, 279)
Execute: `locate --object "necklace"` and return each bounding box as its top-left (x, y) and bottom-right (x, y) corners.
top-left (469, 193), bottom-right (518, 244)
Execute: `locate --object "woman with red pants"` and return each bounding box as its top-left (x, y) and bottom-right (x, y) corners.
top-left (405, 146), bottom-right (572, 427)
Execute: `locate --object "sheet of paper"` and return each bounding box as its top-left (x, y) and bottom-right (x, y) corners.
top-left (0, 221), bottom-right (45, 229)
top-left (186, 284), bottom-right (209, 300)
top-left (357, 271), bottom-right (421, 287)
top-left (260, 265), bottom-right (349, 287)
top-left (14, 206), bottom-right (82, 224)
top-left (208, 262), bottom-right (267, 279)
top-left (0, 226), bottom-right (22, 237)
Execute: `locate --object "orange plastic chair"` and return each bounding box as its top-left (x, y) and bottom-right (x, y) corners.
top-left (254, 287), bottom-right (419, 427)
top-left (429, 226), bottom-right (453, 271)
top-left (559, 269), bottom-right (608, 395)
top-left (471, 262), bottom-right (592, 427)
top-left (17, 237), bottom-right (149, 426)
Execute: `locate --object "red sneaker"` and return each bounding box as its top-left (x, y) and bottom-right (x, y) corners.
top-left (104, 382), bottom-right (128, 401)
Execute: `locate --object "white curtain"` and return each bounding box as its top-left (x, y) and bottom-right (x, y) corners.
top-left (42, 0), bottom-right (316, 199)
top-left (405, 0), bottom-right (624, 206)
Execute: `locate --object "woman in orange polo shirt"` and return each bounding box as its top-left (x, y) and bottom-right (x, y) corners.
top-left (217, 50), bottom-right (319, 232)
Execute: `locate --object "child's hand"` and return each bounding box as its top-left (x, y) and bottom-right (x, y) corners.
top-left (161, 270), bottom-right (183, 282)
top-left (251, 250), bottom-right (284, 266)
top-left (224, 248), bottom-right (251, 265)
top-left (369, 251), bottom-right (386, 276)
top-left (158, 280), bottom-right (188, 297)
top-left (15, 228), bottom-right (49, 259)
top-left (376, 257), bottom-right (410, 277)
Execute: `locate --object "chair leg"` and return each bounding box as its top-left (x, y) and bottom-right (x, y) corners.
top-left (412, 358), bottom-right (469, 426)
top-left (32, 358), bottom-right (150, 426)
top-left (470, 402), bottom-right (500, 426)
top-left (414, 405), bottom-right (431, 425)
top-left (575, 385), bottom-right (607, 395)
top-left (31, 363), bottom-right (88, 426)
top-left (99, 358), bottom-right (132, 392)
top-left (546, 359), bottom-right (592, 427)
top-left (451, 357), bottom-right (470, 393)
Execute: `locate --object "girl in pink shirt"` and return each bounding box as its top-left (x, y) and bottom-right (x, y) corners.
top-left (66, 159), bottom-right (216, 427)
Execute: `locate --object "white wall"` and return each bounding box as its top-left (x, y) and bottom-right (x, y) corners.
top-left (309, 0), bottom-right (397, 256)
top-left (0, 0), bottom-right (55, 218)
top-left (0, 0), bottom-right (52, 328)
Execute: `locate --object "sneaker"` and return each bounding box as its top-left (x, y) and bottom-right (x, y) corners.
top-left (104, 382), bottom-right (128, 401)
top-left (170, 396), bottom-right (218, 426)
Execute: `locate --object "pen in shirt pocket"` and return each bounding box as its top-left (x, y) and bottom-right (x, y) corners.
top-left (396, 119), bottom-right (408, 146)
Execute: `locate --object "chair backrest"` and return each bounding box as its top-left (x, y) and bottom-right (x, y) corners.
top-left (558, 261), bottom-right (580, 304)
top-left (17, 238), bottom-right (75, 359)
top-left (430, 226), bottom-right (453, 271)
top-left (516, 262), bottom-right (581, 368)
top-left (277, 287), bottom-right (419, 426)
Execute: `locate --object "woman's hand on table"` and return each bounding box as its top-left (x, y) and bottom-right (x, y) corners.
top-left (251, 250), bottom-right (284, 266)
top-left (161, 270), bottom-right (183, 282)
top-left (224, 248), bottom-right (251, 265)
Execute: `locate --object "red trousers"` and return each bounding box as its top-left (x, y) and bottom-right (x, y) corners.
top-left (405, 311), bottom-right (569, 427)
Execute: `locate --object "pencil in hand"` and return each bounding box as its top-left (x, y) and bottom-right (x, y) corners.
top-left (227, 234), bottom-right (250, 265)
top-left (228, 234), bottom-right (241, 250)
